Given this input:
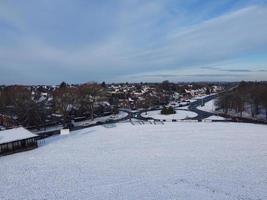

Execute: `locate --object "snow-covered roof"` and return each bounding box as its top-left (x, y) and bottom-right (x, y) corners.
top-left (0, 127), bottom-right (38, 144)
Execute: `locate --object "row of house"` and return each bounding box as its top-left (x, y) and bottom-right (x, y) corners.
top-left (106, 83), bottom-right (223, 109)
top-left (0, 82), bottom-right (224, 130)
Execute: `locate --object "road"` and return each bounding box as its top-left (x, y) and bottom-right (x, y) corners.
top-left (120, 94), bottom-right (219, 121)
top-left (188, 94), bottom-right (218, 120)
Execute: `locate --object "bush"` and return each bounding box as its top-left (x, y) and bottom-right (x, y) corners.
top-left (161, 106), bottom-right (176, 115)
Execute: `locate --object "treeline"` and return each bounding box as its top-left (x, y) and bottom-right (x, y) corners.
top-left (53, 82), bottom-right (114, 125)
top-left (0, 85), bottom-right (43, 127)
top-left (0, 80), bottom-right (227, 127)
top-left (156, 80), bottom-right (215, 94)
top-left (216, 81), bottom-right (267, 119)
top-left (0, 83), bottom-right (110, 128)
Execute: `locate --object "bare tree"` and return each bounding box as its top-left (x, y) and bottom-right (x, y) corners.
top-left (53, 86), bottom-right (78, 125)
top-left (0, 86), bottom-right (46, 127)
top-left (260, 87), bottom-right (267, 120)
top-left (78, 83), bottom-right (104, 120)
top-left (216, 81), bottom-right (267, 120)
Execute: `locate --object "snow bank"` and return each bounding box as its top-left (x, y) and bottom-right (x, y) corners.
top-left (1, 122), bottom-right (266, 200)
top-left (197, 99), bottom-right (216, 112)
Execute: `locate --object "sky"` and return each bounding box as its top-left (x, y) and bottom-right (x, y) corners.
top-left (0, 0), bottom-right (267, 84)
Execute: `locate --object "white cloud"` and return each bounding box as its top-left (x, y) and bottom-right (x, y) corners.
top-left (0, 2), bottom-right (267, 83)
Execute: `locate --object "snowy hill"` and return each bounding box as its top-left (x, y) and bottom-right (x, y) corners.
top-left (197, 99), bottom-right (216, 112)
top-left (0, 122), bottom-right (267, 200)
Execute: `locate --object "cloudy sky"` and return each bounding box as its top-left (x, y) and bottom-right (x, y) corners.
top-left (0, 0), bottom-right (267, 84)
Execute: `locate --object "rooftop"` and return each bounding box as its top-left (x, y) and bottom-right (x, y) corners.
top-left (0, 127), bottom-right (37, 144)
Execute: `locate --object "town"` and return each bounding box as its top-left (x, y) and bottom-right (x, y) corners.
top-left (1, 81), bottom-right (267, 200)
top-left (1, 0), bottom-right (267, 199)
top-left (1, 80), bottom-right (267, 156)
top-left (0, 81), bottom-right (225, 131)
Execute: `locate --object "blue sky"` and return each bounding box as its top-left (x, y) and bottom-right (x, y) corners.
top-left (0, 0), bottom-right (267, 84)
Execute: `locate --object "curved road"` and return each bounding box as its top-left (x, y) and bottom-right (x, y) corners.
top-left (188, 94), bottom-right (218, 120)
top-left (120, 94), bottom-right (219, 121)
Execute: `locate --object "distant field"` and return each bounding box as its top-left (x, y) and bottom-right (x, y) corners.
top-left (0, 122), bottom-right (267, 200)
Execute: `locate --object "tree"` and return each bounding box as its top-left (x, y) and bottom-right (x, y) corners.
top-left (161, 106), bottom-right (176, 115)
top-left (162, 80), bottom-right (170, 90)
top-left (232, 93), bottom-right (245, 117)
top-left (0, 85), bottom-right (45, 127)
top-left (109, 94), bottom-right (119, 110)
top-left (250, 86), bottom-right (260, 117)
top-left (53, 86), bottom-right (78, 125)
top-left (216, 92), bottom-right (233, 114)
top-left (206, 87), bottom-right (211, 95)
top-left (101, 81), bottom-right (106, 88)
top-left (59, 81), bottom-right (68, 88)
top-left (260, 87), bottom-right (267, 120)
top-left (0, 87), bottom-right (5, 111)
top-left (78, 83), bottom-right (103, 120)
top-left (216, 81), bottom-right (267, 120)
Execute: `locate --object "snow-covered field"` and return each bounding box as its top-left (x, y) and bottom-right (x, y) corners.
top-left (141, 110), bottom-right (197, 120)
top-left (197, 99), bottom-right (216, 112)
top-left (1, 122), bottom-right (267, 200)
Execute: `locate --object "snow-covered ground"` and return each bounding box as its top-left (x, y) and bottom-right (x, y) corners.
top-left (197, 99), bottom-right (216, 112)
top-left (0, 125), bottom-right (5, 131)
top-left (1, 122), bottom-right (266, 200)
top-left (141, 110), bottom-right (197, 120)
top-left (222, 105), bottom-right (267, 121)
top-left (203, 115), bottom-right (227, 121)
top-left (210, 101), bottom-right (267, 121)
